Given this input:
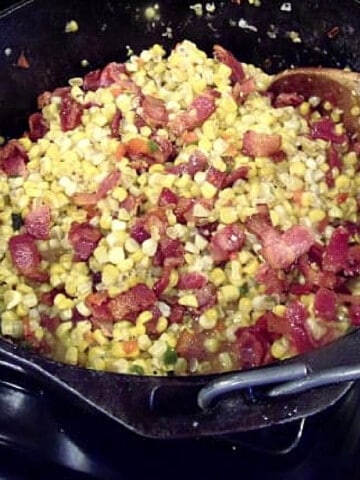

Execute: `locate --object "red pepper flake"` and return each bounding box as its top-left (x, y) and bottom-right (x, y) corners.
top-left (327, 26), bottom-right (340, 39)
top-left (16, 51), bottom-right (30, 69)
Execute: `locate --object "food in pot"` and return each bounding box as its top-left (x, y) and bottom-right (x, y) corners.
top-left (0, 41), bottom-right (359, 376)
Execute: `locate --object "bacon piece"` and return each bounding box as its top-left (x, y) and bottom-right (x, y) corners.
top-left (176, 329), bottom-right (208, 361)
top-left (28, 113), bottom-right (49, 141)
top-left (325, 145), bottom-right (343, 188)
top-left (158, 188), bottom-right (179, 207)
top-left (130, 219), bottom-right (151, 244)
top-left (174, 197), bottom-right (213, 225)
top-left (119, 193), bottom-right (143, 214)
top-left (213, 45), bottom-right (245, 83)
top-left (232, 77), bottom-right (256, 104)
top-left (60, 93), bottom-right (84, 132)
top-left (110, 110), bottom-right (122, 138)
top-left (323, 227), bottom-right (349, 273)
top-left (285, 301), bottom-right (313, 353)
top-left (108, 284), bottom-right (157, 321)
top-left (349, 304), bottom-right (360, 326)
top-left (9, 233), bottom-right (49, 282)
top-left (169, 304), bottom-right (186, 324)
top-left (246, 215), bottom-right (314, 269)
top-left (168, 90), bottom-right (218, 136)
top-left (196, 221), bottom-right (219, 241)
top-left (167, 151), bottom-right (208, 177)
top-left (242, 130), bottom-right (282, 157)
top-left (68, 222), bottom-right (102, 261)
top-left (177, 272), bottom-right (207, 290)
top-left (99, 62), bottom-right (127, 87)
top-left (298, 256), bottom-right (337, 290)
top-left (83, 69), bottom-right (102, 91)
top-left (256, 263), bottom-right (287, 295)
top-left (151, 135), bottom-right (176, 163)
top-left (223, 166), bottom-right (249, 188)
top-left (24, 204), bottom-right (51, 240)
top-left (233, 328), bottom-right (270, 369)
top-left (153, 266), bottom-right (172, 297)
top-left (273, 92), bottom-right (304, 108)
top-left (346, 245), bottom-right (360, 277)
top-left (314, 288), bottom-right (337, 321)
top-left (311, 117), bottom-right (347, 144)
top-left (85, 291), bottom-right (113, 322)
top-left (40, 315), bottom-right (61, 334)
top-left (209, 224), bottom-right (245, 263)
top-left (0, 141), bottom-right (29, 177)
top-left (154, 237), bottom-right (185, 267)
top-left (73, 170), bottom-right (121, 206)
top-left (206, 167), bottom-right (227, 189)
top-left (141, 95), bottom-right (168, 128)
top-left (195, 283), bottom-right (217, 312)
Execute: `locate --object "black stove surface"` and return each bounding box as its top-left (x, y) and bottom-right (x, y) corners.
top-left (0, 364), bottom-right (359, 480)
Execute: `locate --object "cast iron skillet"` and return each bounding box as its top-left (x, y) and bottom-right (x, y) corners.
top-left (0, 0), bottom-right (359, 439)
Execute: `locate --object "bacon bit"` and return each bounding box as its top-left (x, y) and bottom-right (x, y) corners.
top-left (233, 328), bottom-right (270, 369)
top-left (153, 266), bottom-right (172, 297)
top-left (141, 95), bottom-right (168, 128)
top-left (119, 193), bottom-right (143, 214)
top-left (16, 51), bottom-right (30, 69)
top-left (40, 288), bottom-right (64, 307)
top-left (323, 227), bottom-right (349, 273)
top-left (59, 93), bottom-right (84, 132)
top-left (177, 272), bottom-right (207, 290)
top-left (37, 87), bottom-right (70, 108)
top-left (196, 221), bottom-right (219, 241)
top-left (223, 166), bottom-right (249, 187)
top-left (213, 45), bottom-right (245, 83)
top-left (83, 69), bottom-right (102, 91)
top-left (168, 90), bottom-right (218, 136)
top-left (25, 204), bottom-right (51, 240)
top-left (99, 62), bottom-right (128, 87)
top-left (285, 301), bottom-right (313, 353)
top-left (108, 284), bottom-right (157, 321)
top-left (169, 304), bottom-right (186, 324)
top-left (271, 150), bottom-right (287, 163)
top-left (206, 167), bottom-right (226, 189)
top-left (314, 288), bottom-right (337, 321)
top-left (176, 329), bottom-right (208, 361)
top-left (9, 233), bottom-right (49, 282)
top-left (85, 291), bottom-right (113, 321)
top-left (273, 92), bottom-right (304, 108)
top-left (28, 113), bottom-right (49, 141)
top-left (242, 130), bottom-right (282, 157)
top-left (0, 140), bottom-right (29, 177)
top-left (298, 255), bottom-right (338, 290)
top-left (209, 224), bottom-right (245, 263)
top-left (246, 214), bottom-right (315, 269)
top-left (158, 187), bottom-right (179, 207)
top-left (130, 219), bottom-right (151, 244)
top-left (174, 197), bottom-right (213, 225)
top-left (154, 237), bottom-right (185, 268)
top-left (256, 263), bottom-right (288, 295)
top-left (73, 170), bottom-right (121, 206)
top-left (40, 315), bottom-right (61, 334)
top-left (325, 145), bottom-right (343, 187)
top-left (110, 110), bottom-right (122, 138)
top-left (195, 282), bottom-right (217, 312)
top-left (311, 117), bottom-right (347, 144)
top-left (349, 304), bottom-right (360, 326)
top-left (167, 151), bottom-right (208, 177)
top-left (68, 222), bottom-right (102, 261)
top-left (232, 77), bottom-right (256, 104)
top-left (346, 245), bottom-right (360, 277)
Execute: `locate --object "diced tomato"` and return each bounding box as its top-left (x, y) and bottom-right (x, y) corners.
top-left (68, 222), bottom-right (102, 261)
top-left (108, 284), bottom-right (157, 321)
top-left (209, 224), bottom-right (245, 263)
top-left (9, 233), bottom-right (49, 282)
top-left (25, 204), bottom-right (51, 240)
top-left (242, 130), bottom-right (282, 157)
top-left (0, 141), bottom-right (29, 177)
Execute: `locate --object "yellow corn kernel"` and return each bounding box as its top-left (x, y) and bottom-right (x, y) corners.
top-left (335, 174), bottom-right (351, 190)
top-left (108, 246), bottom-right (125, 264)
top-left (4, 290), bottom-right (22, 310)
top-left (93, 245), bottom-right (109, 264)
top-left (271, 337), bottom-right (291, 360)
top-left (289, 161), bottom-right (306, 177)
top-left (243, 258), bottom-right (259, 276)
top-left (209, 268), bottom-right (226, 286)
top-left (239, 297), bottom-right (252, 313)
top-left (112, 187), bottom-right (128, 202)
top-left (219, 207), bottom-right (238, 224)
top-left (93, 329), bottom-right (109, 346)
top-left (200, 181), bottom-right (218, 199)
top-left (178, 294), bottom-right (199, 308)
top-left (204, 338), bottom-right (219, 353)
top-left (272, 304), bottom-right (286, 316)
top-left (16, 304), bottom-right (28, 317)
top-left (308, 209), bottom-right (326, 223)
top-left (118, 258), bottom-right (134, 273)
top-left (65, 20), bottom-right (79, 33)
top-left (299, 101), bottom-right (310, 116)
top-left (137, 311), bottom-right (153, 325)
top-left (156, 316), bottom-right (168, 334)
top-left (102, 264), bottom-right (119, 286)
top-left (218, 285), bottom-right (240, 303)
top-left (54, 293), bottom-right (74, 311)
top-left (65, 346), bottom-right (79, 365)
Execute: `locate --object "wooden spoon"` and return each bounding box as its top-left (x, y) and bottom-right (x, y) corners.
top-left (268, 67), bottom-right (360, 137)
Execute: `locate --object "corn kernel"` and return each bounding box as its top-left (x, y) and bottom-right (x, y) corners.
top-left (178, 294), bottom-right (198, 308)
top-left (209, 268), bottom-right (226, 286)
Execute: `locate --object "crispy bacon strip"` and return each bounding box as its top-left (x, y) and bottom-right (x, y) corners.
top-left (68, 222), bottom-right (102, 261)
top-left (25, 204), bottom-right (51, 240)
top-left (108, 284), bottom-right (157, 321)
top-left (209, 224), bottom-right (245, 263)
top-left (60, 93), bottom-right (84, 132)
top-left (0, 141), bottom-right (29, 177)
top-left (9, 233), bottom-right (49, 282)
top-left (246, 214), bottom-right (315, 269)
top-left (141, 95), bottom-right (169, 128)
top-left (73, 170), bottom-right (121, 207)
top-left (213, 45), bottom-right (245, 83)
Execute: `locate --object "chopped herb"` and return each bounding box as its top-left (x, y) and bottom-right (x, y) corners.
top-left (130, 364), bottom-right (145, 375)
top-left (163, 347), bottom-right (178, 365)
top-left (11, 213), bottom-right (24, 231)
top-left (239, 284), bottom-right (249, 296)
top-left (148, 139), bottom-right (159, 152)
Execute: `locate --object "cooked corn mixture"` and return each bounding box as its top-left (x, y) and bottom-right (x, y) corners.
top-left (0, 41), bottom-right (359, 376)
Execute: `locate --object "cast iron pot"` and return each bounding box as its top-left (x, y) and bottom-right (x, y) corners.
top-left (0, 0), bottom-right (359, 439)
